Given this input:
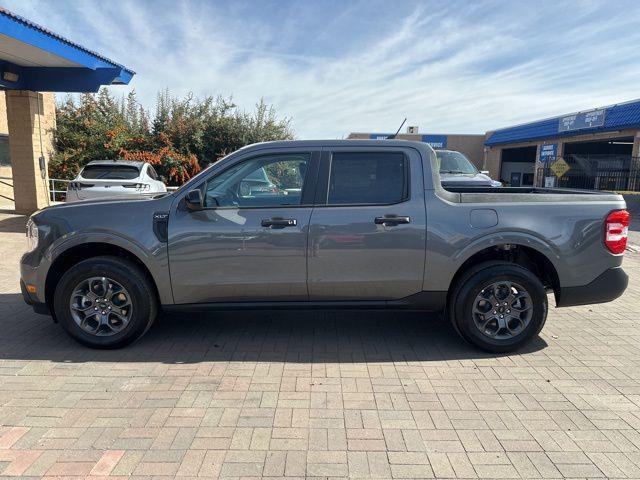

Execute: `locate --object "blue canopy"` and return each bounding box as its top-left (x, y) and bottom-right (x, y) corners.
top-left (486, 99), bottom-right (640, 146)
top-left (0, 8), bottom-right (134, 92)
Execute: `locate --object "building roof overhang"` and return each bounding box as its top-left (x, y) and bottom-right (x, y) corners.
top-left (485, 98), bottom-right (640, 147)
top-left (0, 8), bottom-right (134, 92)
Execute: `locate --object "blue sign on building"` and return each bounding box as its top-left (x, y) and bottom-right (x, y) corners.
top-left (558, 109), bottom-right (605, 132)
top-left (368, 133), bottom-right (448, 148)
top-left (538, 143), bottom-right (557, 163)
top-left (421, 134), bottom-right (447, 149)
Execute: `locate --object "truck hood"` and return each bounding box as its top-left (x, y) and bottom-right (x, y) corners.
top-left (31, 193), bottom-right (172, 222)
top-left (440, 172), bottom-right (501, 187)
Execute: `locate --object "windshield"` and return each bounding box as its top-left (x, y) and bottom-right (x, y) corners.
top-left (81, 164), bottom-right (140, 180)
top-left (436, 151), bottom-right (478, 175)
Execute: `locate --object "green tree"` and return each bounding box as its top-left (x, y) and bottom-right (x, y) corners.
top-left (49, 88), bottom-right (294, 185)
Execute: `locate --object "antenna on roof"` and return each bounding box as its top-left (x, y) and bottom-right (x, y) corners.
top-left (386, 118), bottom-right (407, 139)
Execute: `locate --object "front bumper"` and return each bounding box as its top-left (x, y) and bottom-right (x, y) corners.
top-left (20, 279), bottom-right (50, 315)
top-left (557, 267), bottom-right (628, 307)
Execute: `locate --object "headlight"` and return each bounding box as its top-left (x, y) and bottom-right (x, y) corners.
top-left (26, 218), bottom-right (39, 252)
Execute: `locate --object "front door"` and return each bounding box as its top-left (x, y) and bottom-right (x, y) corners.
top-left (308, 148), bottom-right (426, 300)
top-left (168, 150), bottom-right (319, 304)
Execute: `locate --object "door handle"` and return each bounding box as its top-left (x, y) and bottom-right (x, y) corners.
top-left (374, 215), bottom-right (411, 226)
top-left (261, 217), bottom-right (297, 228)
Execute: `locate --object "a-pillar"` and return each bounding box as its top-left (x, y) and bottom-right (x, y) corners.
top-left (6, 90), bottom-right (56, 214)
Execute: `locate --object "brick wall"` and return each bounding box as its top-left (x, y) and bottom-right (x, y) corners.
top-left (5, 91), bottom-right (56, 213)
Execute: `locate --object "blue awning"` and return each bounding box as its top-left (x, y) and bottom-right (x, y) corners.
top-left (0, 8), bottom-right (134, 92)
top-left (486, 99), bottom-right (640, 146)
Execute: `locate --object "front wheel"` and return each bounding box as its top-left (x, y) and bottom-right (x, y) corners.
top-left (449, 262), bottom-right (548, 353)
top-left (53, 256), bottom-right (157, 349)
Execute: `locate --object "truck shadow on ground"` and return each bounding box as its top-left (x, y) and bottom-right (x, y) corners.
top-left (0, 293), bottom-right (547, 364)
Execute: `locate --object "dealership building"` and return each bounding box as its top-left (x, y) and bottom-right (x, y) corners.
top-left (485, 99), bottom-right (640, 188)
top-left (347, 131), bottom-right (486, 169)
top-left (350, 98), bottom-right (640, 190)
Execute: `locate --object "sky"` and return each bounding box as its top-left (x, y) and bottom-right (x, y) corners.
top-left (4, 0), bottom-right (640, 138)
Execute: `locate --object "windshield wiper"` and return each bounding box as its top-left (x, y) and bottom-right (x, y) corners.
top-left (440, 170), bottom-right (470, 174)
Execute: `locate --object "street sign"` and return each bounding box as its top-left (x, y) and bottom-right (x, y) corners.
top-left (558, 109), bottom-right (605, 132)
top-left (550, 158), bottom-right (570, 178)
top-left (539, 143), bottom-right (557, 164)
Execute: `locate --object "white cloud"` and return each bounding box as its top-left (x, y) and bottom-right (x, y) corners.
top-left (4, 0), bottom-right (640, 138)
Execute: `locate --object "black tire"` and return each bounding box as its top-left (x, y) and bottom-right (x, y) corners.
top-left (449, 261), bottom-right (547, 353)
top-left (53, 256), bottom-right (157, 349)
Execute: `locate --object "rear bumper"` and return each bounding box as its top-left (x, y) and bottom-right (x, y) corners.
top-left (557, 267), bottom-right (628, 307)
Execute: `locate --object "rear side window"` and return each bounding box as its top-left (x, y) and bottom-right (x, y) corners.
top-left (327, 152), bottom-right (408, 205)
top-left (81, 165), bottom-right (140, 180)
top-left (147, 165), bottom-right (158, 180)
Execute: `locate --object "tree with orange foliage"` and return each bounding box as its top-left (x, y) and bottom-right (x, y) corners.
top-left (50, 88), bottom-right (293, 186)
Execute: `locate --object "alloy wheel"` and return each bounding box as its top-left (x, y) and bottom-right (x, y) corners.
top-left (472, 281), bottom-right (533, 340)
top-left (69, 277), bottom-right (132, 336)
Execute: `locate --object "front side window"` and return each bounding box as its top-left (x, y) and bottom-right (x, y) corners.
top-left (204, 153), bottom-right (310, 208)
top-left (327, 152), bottom-right (407, 205)
top-left (80, 165), bottom-right (140, 180)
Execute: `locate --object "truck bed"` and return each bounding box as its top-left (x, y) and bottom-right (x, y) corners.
top-left (443, 186), bottom-right (623, 203)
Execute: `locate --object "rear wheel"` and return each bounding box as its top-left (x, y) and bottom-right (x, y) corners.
top-left (54, 256), bottom-right (157, 348)
top-left (449, 262), bottom-right (547, 352)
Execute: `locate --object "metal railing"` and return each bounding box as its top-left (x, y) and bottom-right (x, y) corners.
top-left (0, 176), bottom-right (13, 203)
top-left (536, 155), bottom-right (640, 191)
top-left (49, 178), bottom-right (71, 203)
top-left (48, 178), bottom-right (179, 203)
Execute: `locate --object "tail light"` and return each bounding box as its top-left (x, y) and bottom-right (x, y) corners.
top-left (604, 209), bottom-right (630, 254)
top-left (123, 183), bottom-right (150, 191)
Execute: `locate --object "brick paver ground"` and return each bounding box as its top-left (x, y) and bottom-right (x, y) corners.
top-left (1, 211), bottom-right (640, 479)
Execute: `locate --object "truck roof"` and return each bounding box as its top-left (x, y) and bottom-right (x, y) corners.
top-left (246, 139), bottom-right (433, 149)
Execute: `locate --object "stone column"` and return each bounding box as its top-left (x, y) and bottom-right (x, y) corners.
top-left (633, 132), bottom-right (640, 158)
top-left (483, 147), bottom-right (502, 180)
top-left (5, 90), bottom-right (56, 214)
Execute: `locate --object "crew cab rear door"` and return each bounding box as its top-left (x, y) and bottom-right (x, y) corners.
top-left (307, 146), bottom-right (426, 300)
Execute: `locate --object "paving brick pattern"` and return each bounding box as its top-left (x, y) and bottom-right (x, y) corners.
top-left (1, 211), bottom-right (640, 479)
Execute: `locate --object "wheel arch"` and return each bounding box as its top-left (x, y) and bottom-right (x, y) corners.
top-left (447, 243), bottom-right (561, 308)
top-left (45, 242), bottom-right (162, 312)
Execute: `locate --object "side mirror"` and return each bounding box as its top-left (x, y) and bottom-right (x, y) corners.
top-left (480, 170), bottom-right (490, 175)
top-left (185, 189), bottom-right (204, 211)
top-left (158, 175), bottom-right (167, 184)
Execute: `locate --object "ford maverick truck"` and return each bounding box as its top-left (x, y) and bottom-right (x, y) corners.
top-left (21, 140), bottom-right (629, 351)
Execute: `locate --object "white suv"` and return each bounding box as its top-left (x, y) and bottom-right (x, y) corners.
top-left (66, 160), bottom-right (167, 202)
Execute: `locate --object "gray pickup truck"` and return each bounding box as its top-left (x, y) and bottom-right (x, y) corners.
top-left (20, 140), bottom-right (630, 352)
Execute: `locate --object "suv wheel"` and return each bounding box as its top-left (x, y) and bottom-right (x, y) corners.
top-left (449, 261), bottom-right (548, 352)
top-left (54, 256), bottom-right (157, 348)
